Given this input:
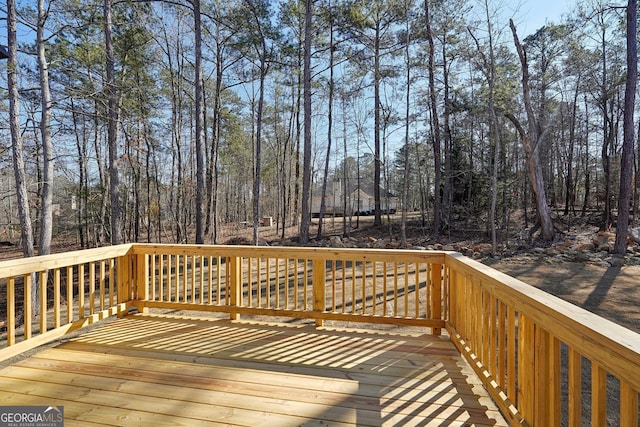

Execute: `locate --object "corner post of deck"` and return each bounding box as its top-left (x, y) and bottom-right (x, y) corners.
top-left (229, 256), bottom-right (242, 320)
top-left (136, 252), bottom-right (150, 314)
top-left (312, 259), bottom-right (326, 327)
top-left (430, 263), bottom-right (442, 335)
top-left (116, 253), bottom-right (132, 317)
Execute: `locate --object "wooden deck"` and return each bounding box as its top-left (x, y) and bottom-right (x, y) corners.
top-left (0, 313), bottom-right (507, 426)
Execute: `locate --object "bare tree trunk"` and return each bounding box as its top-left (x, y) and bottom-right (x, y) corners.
top-left (508, 19), bottom-right (555, 241)
top-left (8, 0), bottom-right (38, 316)
top-left (373, 22), bottom-right (382, 227)
top-left (194, 0), bottom-right (205, 244)
top-left (104, 0), bottom-right (121, 245)
top-left (469, 6), bottom-right (500, 255)
top-left (253, 64), bottom-right (268, 245)
top-left (614, 0), bottom-right (637, 255)
top-left (300, 0), bottom-right (313, 244)
top-left (37, 0), bottom-right (53, 256)
top-left (425, 0), bottom-right (441, 239)
top-left (400, 11), bottom-right (411, 248)
top-left (317, 11), bottom-right (335, 240)
top-left (8, 0), bottom-right (34, 258)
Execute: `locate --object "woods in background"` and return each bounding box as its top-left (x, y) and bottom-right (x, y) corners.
top-left (1, 0), bottom-right (638, 255)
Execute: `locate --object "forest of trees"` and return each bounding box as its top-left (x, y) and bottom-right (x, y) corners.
top-left (1, 0), bottom-right (638, 256)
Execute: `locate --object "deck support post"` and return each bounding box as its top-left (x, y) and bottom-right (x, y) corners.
top-left (312, 259), bottom-right (326, 327)
top-left (135, 253), bottom-right (149, 314)
top-left (117, 254), bottom-right (131, 317)
top-left (230, 256), bottom-right (242, 320)
top-left (430, 263), bottom-right (442, 335)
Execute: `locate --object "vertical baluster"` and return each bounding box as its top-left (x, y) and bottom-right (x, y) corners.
top-left (207, 256), bottom-right (213, 305)
top-left (534, 327), bottom-right (561, 425)
top-left (216, 256), bottom-right (221, 305)
top-left (446, 267), bottom-right (455, 326)
top-left (285, 258), bottom-right (290, 310)
top-left (382, 262), bottom-right (388, 316)
top-left (78, 264), bottom-right (85, 318)
top-left (150, 255), bottom-right (156, 301)
top-left (225, 257), bottom-right (231, 305)
top-left (183, 255), bottom-right (189, 302)
top-left (507, 308), bottom-right (517, 404)
top-left (303, 259), bottom-right (309, 311)
top-left (620, 380), bottom-right (638, 427)
top-left (415, 263), bottom-right (421, 318)
top-left (393, 262), bottom-right (398, 316)
top-left (66, 266), bottom-right (73, 323)
top-left (24, 274), bottom-right (32, 340)
top-left (486, 291), bottom-right (494, 376)
top-left (294, 258), bottom-right (299, 310)
top-left (497, 300), bottom-right (506, 390)
top-left (100, 260), bottom-right (106, 310)
top-left (199, 255), bottom-right (204, 304)
top-left (361, 261), bottom-right (366, 315)
top-left (40, 271), bottom-right (47, 333)
top-left (518, 313), bottom-right (535, 422)
top-left (403, 262), bottom-right (408, 318)
top-left (89, 262), bottom-right (96, 314)
top-left (257, 258), bottom-right (262, 307)
top-left (7, 277), bottom-right (15, 345)
top-left (342, 260), bottom-right (347, 314)
top-left (158, 254), bottom-right (164, 302)
top-left (568, 347), bottom-right (582, 426)
top-left (266, 257), bottom-right (271, 308)
top-left (167, 255), bottom-right (173, 302)
top-left (109, 259), bottom-right (115, 308)
top-left (331, 260), bottom-right (336, 313)
top-left (53, 269), bottom-right (60, 328)
top-left (592, 362), bottom-right (607, 426)
top-left (191, 255), bottom-right (196, 303)
top-left (276, 258), bottom-right (281, 309)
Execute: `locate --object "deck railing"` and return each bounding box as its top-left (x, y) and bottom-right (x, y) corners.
top-left (1, 243), bottom-right (639, 426)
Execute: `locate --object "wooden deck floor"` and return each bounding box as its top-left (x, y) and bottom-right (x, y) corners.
top-left (0, 313), bottom-right (508, 426)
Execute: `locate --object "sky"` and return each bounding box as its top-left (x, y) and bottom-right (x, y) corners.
top-left (508, 0), bottom-right (575, 36)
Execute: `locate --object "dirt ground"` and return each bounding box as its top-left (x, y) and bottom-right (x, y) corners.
top-left (485, 257), bottom-right (640, 334)
top-left (2, 214), bottom-right (639, 335)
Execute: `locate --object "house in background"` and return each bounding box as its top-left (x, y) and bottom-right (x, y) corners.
top-left (311, 181), bottom-right (398, 217)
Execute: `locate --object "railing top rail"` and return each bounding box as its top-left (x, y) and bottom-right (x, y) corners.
top-left (129, 243), bottom-right (449, 263)
top-left (445, 252), bottom-right (640, 391)
top-left (0, 244), bottom-right (134, 279)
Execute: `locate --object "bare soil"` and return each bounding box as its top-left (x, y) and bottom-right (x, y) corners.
top-left (485, 257), bottom-right (640, 333)
top-left (1, 214), bottom-right (639, 334)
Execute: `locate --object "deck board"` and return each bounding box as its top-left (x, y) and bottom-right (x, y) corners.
top-left (0, 313), bottom-right (508, 426)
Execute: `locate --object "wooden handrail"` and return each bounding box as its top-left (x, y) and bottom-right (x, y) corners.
top-left (1, 244), bottom-right (638, 426)
top-left (445, 252), bottom-right (640, 427)
top-left (0, 244), bottom-right (135, 362)
top-left (130, 244), bottom-right (447, 330)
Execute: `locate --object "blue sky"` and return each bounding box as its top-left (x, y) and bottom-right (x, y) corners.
top-left (510, 0), bottom-right (575, 35)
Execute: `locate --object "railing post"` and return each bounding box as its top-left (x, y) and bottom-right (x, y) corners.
top-left (7, 278), bottom-right (15, 346)
top-left (430, 263), bottom-right (442, 335)
top-left (518, 313), bottom-right (535, 424)
top-left (312, 259), bottom-right (326, 327)
top-left (136, 253), bottom-right (149, 314)
top-left (229, 256), bottom-right (242, 320)
top-left (534, 326), bottom-right (561, 425)
top-left (620, 381), bottom-right (639, 427)
top-left (117, 254), bottom-right (131, 318)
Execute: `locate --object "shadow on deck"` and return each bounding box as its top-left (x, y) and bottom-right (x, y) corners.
top-left (0, 313), bottom-right (507, 426)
